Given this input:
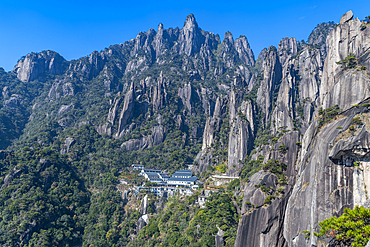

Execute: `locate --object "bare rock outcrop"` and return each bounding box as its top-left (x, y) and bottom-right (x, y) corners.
top-left (242, 171), bottom-right (275, 210)
top-left (234, 35), bottom-right (255, 66)
top-left (340, 10), bottom-right (353, 24)
top-left (100, 65), bottom-right (122, 91)
top-left (235, 131), bottom-right (299, 247)
top-left (60, 137), bottom-right (74, 154)
top-left (116, 82), bottom-right (135, 139)
top-left (152, 23), bottom-right (169, 57)
top-left (307, 22), bottom-right (336, 55)
top-left (13, 51), bottom-right (68, 82)
top-left (48, 80), bottom-right (74, 100)
top-left (269, 37), bottom-right (300, 133)
top-left (215, 225), bottom-right (224, 247)
top-left (178, 83), bottom-right (199, 114)
top-left (284, 103), bottom-right (370, 246)
top-left (136, 195), bottom-right (149, 233)
top-left (201, 118), bottom-right (215, 150)
top-left (201, 97), bottom-right (222, 150)
top-left (58, 104), bottom-right (74, 115)
top-left (235, 194), bottom-right (289, 247)
top-left (270, 66), bottom-right (295, 132)
top-left (121, 125), bottom-right (164, 152)
top-left (3, 94), bottom-right (21, 108)
top-left (96, 123), bottom-right (112, 136)
top-left (255, 48), bottom-right (268, 72)
top-left (320, 17), bottom-right (370, 111)
top-left (257, 47), bottom-right (282, 126)
top-left (71, 49), bottom-right (114, 79)
top-left (1, 168), bottom-right (22, 191)
top-left (278, 37), bottom-right (298, 65)
top-left (228, 90), bottom-right (254, 174)
top-left (296, 46), bottom-right (322, 126)
top-left (195, 96), bottom-right (224, 173)
top-left (175, 14), bottom-right (206, 56)
top-left (152, 71), bottom-right (167, 111)
top-left (2, 86), bottom-right (9, 99)
top-left (107, 96), bottom-right (123, 125)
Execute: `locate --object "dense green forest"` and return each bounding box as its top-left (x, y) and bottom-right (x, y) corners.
top-left (129, 192), bottom-right (239, 247)
top-left (0, 132), bottom-right (140, 246)
top-left (0, 124), bottom-right (241, 246)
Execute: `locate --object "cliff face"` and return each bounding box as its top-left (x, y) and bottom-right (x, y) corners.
top-left (235, 130), bottom-right (299, 247)
top-left (283, 14), bottom-right (370, 247)
top-left (283, 106), bottom-right (370, 247)
top-left (235, 11), bottom-right (370, 247)
top-left (227, 91), bottom-right (254, 175)
top-left (320, 17), bottom-right (370, 111)
top-left (13, 51), bottom-right (68, 82)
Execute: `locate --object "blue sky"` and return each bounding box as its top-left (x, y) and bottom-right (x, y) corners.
top-left (0, 0), bottom-right (369, 71)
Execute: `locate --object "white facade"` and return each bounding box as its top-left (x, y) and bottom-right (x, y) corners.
top-left (131, 164), bottom-right (144, 170)
top-left (139, 168), bottom-right (197, 187)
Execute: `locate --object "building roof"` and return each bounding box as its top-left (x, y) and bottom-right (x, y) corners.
top-left (145, 172), bottom-right (161, 178)
top-left (143, 169), bottom-right (162, 172)
top-left (159, 173), bottom-right (170, 178)
top-left (176, 170), bottom-right (193, 173)
top-left (172, 170), bottom-right (193, 177)
top-left (167, 176), bottom-right (198, 182)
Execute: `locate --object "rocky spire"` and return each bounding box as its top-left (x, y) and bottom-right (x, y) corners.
top-left (277, 37), bottom-right (298, 65)
top-left (152, 71), bottom-right (167, 111)
top-left (177, 14), bottom-right (204, 56)
top-left (256, 46), bottom-right (282, 126)
top-left (227, 88), bottom-right (253, 175)
top-left (224, 31), bottom-right (234, 45)
top-left (158, 22), bottom-right (164, 32)
top-left (234, 35), bottom-right (255, 66)
top-left (152, 23), bottom-right (167, 57)
top-left (319, 16), bottom-right (370, 111)
top-left (183, 13), bottom-right (198, 31)
top-left (115, 82), bottom-right (135, 139)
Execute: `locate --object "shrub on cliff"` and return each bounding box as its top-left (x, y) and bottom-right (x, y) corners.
top-left (317, 104), bottom-right (341, 128)
top-left (315, 206), bottom-right (370, 247)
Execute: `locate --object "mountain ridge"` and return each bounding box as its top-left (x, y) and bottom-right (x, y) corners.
top-left (1, 11), bottom-right (369, 247)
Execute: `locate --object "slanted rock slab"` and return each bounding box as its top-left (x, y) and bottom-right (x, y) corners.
top-left (340, 10), bottom-right (353, 24)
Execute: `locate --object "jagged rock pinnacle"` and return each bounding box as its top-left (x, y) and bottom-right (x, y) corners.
top-left (158, 23), bottom-right (164, 31)
top-left (224, 31), bottom-right (234, 44)
top-left (184, 13), bottom-right (198, 30)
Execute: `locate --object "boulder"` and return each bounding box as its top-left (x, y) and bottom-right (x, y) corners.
top-left (340, 10), bottom-right (353, 24)
top-left (60, 137), bottom-right (75, 155)
top-left (3, 94), bottom-right (21, 108)
top-left (58, 104), bottom-right (74, 115)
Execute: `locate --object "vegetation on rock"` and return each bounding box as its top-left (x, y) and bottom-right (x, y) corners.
top-left (314, 206), bottom-right (370, 247)
top-left (318, 104), bottom-right (341, 128)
